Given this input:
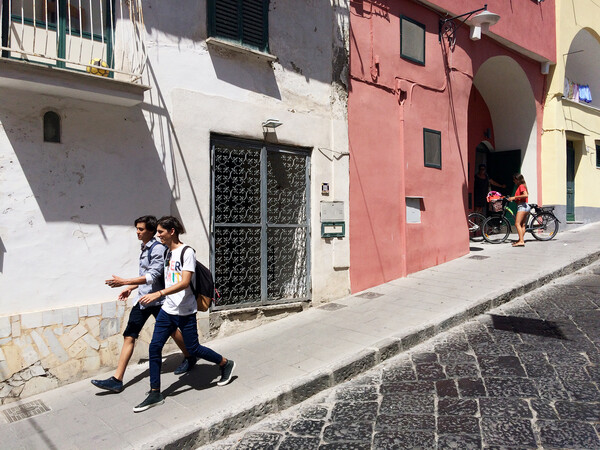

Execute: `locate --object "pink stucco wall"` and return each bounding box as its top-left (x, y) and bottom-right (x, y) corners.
top-left (348, 83), bottom-right (407, 289)
top-left (467, 86), bottom-right (495, 190)
top-left (434, 0), bottom-right (556, 63)
top-left (349, 0), bottom-right (553, 293)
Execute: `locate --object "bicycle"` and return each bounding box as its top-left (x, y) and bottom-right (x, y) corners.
top-left (482, 197), bottom-right (560, 244)
top-left (468, 212), bottom-right (486, 242)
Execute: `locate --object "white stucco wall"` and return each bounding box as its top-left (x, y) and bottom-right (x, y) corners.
top-left (473, 56), bottom-right (539, 202)
top-left (0, 0), bottom-right (350, 317)
top-left (0, 91), bottom-right (174, 316)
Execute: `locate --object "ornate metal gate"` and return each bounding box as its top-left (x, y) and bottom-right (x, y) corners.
top-left (211, 136), bottom-right (311, 310)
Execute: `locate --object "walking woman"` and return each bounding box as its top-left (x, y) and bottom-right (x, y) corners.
top-left (508, 173), bottom-right (530, 247)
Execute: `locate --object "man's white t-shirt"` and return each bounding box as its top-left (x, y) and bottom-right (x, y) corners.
top-left (162, 245), bottom-right (197, 315)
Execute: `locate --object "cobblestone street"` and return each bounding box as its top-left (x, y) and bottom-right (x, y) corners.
top-left (203, 263), bottom-right (600, 449)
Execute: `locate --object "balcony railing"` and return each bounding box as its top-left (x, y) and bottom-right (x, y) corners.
top-left (0, 0), bottom-right (146, 83)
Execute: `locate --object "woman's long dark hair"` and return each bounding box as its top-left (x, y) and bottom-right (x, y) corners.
top-left (513, 173), bottom-right (526, 186)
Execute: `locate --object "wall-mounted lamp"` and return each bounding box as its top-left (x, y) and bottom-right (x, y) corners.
top-left (469, 9), bottom-right (500, 40)
top-left (439, 4), bottom-right (500, 47)
top-left (262, 119), bottom-right (283, 129)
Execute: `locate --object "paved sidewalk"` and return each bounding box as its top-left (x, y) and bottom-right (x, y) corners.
top-left (2, 223), bottom-right (600, 449)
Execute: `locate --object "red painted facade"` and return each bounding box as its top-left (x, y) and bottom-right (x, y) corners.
top-left (348, 1), bottom-right (555, 292)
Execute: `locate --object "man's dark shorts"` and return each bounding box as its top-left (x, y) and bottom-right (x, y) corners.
top-left (123, 303), bottom-right (162, 339)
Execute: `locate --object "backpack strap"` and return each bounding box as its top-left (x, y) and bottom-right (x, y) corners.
top-left (146, 240), bottom-right (160, 264)
top-left (179, 245), bottom-right (191, 265)
top-left (179, 245), bottom-right (197, 295)
top-left (163, 245), bottom-right (191, 267)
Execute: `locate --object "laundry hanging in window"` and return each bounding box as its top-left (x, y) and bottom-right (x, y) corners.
top-left (564, 78), bottom-right (593, 104)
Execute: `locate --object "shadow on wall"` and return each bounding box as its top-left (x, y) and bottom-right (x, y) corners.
top-left (268, 0), bottom-right (343, 85)
top-left (1, 91), bottom-right (179, 226)
top-left (0, 237), bottom-right (5, 272)
top-left (139, 60), bottom-right (211, 247)
top-left (142, 0), bottom-right (281, 98)
top-left (142, 0), bottom-right (207, 42)
top-left (142, 0), bottom-right (344, 90)
top-left (209, 48), bottom-right (282, 100)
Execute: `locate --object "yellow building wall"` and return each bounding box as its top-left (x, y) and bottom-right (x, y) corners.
top-left (542, 0), bottom-right (600, 216)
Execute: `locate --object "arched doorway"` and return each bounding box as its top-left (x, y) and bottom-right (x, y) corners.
top-left (562, 28), bottom-right (600, 222)
top-left (470, 56), bottom-right (538, 205)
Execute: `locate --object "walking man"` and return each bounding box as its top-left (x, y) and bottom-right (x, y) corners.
top-left (91, 215), bottom-right (195, 393)
top-left (133, 215), bottom-right (235, 412)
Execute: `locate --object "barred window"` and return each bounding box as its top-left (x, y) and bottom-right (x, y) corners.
top-left (207, 0), bottom-right (269, 52)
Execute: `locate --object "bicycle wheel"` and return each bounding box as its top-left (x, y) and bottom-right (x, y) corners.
top-left (530, 212), bottom-right (559, 241)
top-left (468, 212), bottom-right (486, 242)
top-left (482, 216), bottom-right (511, 244)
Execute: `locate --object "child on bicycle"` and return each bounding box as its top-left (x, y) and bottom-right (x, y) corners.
top-left (508, 173), bottom-right (529, 247)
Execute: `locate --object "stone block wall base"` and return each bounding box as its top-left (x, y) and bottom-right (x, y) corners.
top-left (1, 300), bottom-right (310, 403)
top-left (1, 301), bottom-right (184, 404)
top-left (208, 301), bottom-right (309, 340)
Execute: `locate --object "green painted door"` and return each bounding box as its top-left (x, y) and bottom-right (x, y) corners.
top-left (487, 150), bottom-right (521, 225)
top-left (566, 141), bottom-right (575, 221)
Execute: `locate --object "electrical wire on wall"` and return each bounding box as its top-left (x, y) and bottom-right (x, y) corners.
top-left (319, 147), bottom-right (350, 161)
top-left (585, 145), bottom-right (599, 168)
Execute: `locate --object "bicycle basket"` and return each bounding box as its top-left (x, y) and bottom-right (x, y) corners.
top-left (489, 198), bottom-right (503, 212)
top-left (487, 191), bottom-right (502, 201)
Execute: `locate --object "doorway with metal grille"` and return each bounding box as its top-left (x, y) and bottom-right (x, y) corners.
top-left (211, 135), bottom-right (311, 310)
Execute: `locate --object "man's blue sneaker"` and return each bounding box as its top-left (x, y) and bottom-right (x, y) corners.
top-left (91, 376), bottom-right (123, 393)
top-left (217, 360), bottom-right (235, 386)
top-left (174, 356), bottom-right (197, 375)
top-left (133, 390), bottom-right (164, 413)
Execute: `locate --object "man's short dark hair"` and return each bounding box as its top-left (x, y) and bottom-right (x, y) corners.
top-left (134, 215), bottom-right (158, 233)
top-left (157, 216), bottom-right (186, 236)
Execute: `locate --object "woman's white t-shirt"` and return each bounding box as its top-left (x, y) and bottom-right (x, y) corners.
top-left (162, 245), bottom-right (197, 316)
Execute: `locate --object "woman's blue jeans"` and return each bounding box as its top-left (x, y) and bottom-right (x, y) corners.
top-left (149, 309), bottom-right (222, 390)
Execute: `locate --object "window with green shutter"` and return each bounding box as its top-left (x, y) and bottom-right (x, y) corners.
top-left (207, 0), bottom-right (269, 53)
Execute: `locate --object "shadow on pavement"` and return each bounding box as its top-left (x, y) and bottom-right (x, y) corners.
top-left (162, 364), bottom-right (226, 398)
top-left (490, 314), bottom-right (566, 340)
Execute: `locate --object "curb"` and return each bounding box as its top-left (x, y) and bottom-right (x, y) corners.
top-left (144, 249), bottom-right (600, 449)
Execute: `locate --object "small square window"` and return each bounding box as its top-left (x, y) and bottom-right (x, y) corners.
top-left (401, 16), bottom-right (425, 65)
top-left (424, 128), bottom-right (441, 169)
top-left (207, 0), bottom-right (269, 53)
